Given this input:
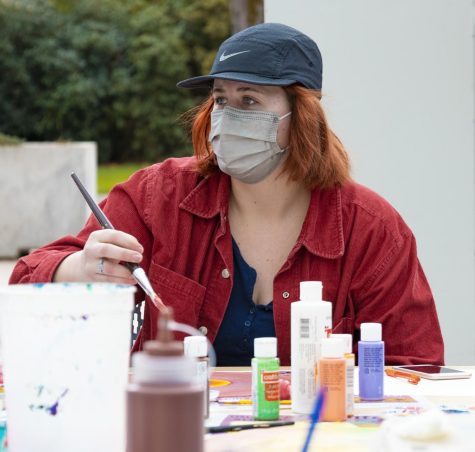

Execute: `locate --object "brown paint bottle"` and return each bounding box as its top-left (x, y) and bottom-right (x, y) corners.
top-left (126, 309), bottom-right (204, 452)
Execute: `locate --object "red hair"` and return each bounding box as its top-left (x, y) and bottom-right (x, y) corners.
top-left (189, 85), bottom-right (351, 190)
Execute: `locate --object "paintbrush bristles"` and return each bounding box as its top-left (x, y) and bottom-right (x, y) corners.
top-left (152, 293), bottom-right (168, 314)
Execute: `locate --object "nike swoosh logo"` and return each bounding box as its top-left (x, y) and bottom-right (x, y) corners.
top-left (219, 50), bottom-right (251, 62)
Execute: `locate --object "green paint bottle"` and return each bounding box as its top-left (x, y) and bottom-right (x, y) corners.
top-left (252, 337), bottom-right (280, 420)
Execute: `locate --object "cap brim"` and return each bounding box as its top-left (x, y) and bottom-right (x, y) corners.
top-left (176, 72), bottom-right (297, 89)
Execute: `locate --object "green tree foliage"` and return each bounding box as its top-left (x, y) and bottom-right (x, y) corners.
top-left (0, 0), bottom-right (230, 162)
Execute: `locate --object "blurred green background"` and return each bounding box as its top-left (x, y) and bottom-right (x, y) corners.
top-left (0, 0), bottom-right (263, 192)
top-left (98, 162), bottom-right (149, 193)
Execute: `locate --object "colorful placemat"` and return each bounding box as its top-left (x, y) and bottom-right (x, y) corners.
top-left (211, 370), bottom-right (290, 398)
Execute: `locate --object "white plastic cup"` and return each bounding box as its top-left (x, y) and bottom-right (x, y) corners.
top-left (0, 283), bottom-right (135, 452)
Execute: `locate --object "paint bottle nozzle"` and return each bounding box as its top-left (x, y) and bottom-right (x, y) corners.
top-left (143, 307), bottom-right (182, 357)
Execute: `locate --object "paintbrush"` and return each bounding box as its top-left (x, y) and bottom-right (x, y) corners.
top-left (71, 172), bottom-right (166, 312)
top-left (301, 387), bottom-right (326, 452)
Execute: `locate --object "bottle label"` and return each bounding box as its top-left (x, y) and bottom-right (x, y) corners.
top-left (358, 343), bottom-right (384, 400)
top-left (344, 354), bottom-right (355, 416)
top-left (319, 359), bottom-right (347, 421)
top-left (362, 347), bottom-right (383, 372)
top-left (291, 307), bottom-right (332, 414)
top-left (194, 359), bottom-right (210, 418)
top-left (252, 358), bottom-right (280, 420)
top-left (299, 318), bottom-right (310, 338)
top-left (261, 371), bottom-right (279, 401)
top-left (196, 360), bottom-right (208, 388)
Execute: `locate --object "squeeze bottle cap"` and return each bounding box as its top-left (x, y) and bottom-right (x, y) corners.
top-left (321, 337), bottom-right (345, 358)
top-left (254, 337), bottom-right (277, 358)
top-left (132, 353), bottom-right (195, 384)
top-left (331, 333), bottom-right (353, 354)
top-left (360, 323), bottom-right (382, 342)
top-left (299, 281), bottom-right (323, 302)
top-left (184, 336), bottom-right (208, 358)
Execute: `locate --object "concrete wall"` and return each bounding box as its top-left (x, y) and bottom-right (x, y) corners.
top-left (265, 0), bottom-right (475, 364)
top-left (0, 142), bottom-right (97, 258)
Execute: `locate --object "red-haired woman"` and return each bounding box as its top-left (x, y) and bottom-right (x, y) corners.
top-left (10, 23), bottom-right (444, 367)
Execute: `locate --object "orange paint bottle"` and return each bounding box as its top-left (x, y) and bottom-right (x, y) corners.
top-left (318, 337), bottom-right (347, 422)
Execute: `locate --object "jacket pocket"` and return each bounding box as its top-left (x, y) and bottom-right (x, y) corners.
top-left (148, 261), bottom-right (206, 323)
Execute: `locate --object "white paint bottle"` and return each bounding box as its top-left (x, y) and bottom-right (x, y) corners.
top-left (290, 281), bottom-right (332, 414)
top-left (184, 335), bottom-right (210, 419)
top-left (331, 333), bottom-right (355, 417)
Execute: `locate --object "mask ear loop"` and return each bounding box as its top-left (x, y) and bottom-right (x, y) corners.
top-left (168, 321), bottom-right (217, 378)
top-left (279, 112), bottom-right (292, 120)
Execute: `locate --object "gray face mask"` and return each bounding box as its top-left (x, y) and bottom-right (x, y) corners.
top-left (209, 106), bottom-right (291, 184)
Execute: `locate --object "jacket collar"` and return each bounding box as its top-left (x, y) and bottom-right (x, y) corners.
top-left (179, 171), bottom-right (230, 219)
top-left (180, 172), bottom-right (344, 259)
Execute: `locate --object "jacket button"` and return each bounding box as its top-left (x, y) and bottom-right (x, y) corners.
top-left (221, 268), bottom-right (230, 279)
top-left (199, 326), bottom-right (208, 335)
top-left (282, 291), bottom-right (290, 299)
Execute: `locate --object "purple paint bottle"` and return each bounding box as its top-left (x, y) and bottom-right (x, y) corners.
top-left (358, 323), bottom-right (384, 400)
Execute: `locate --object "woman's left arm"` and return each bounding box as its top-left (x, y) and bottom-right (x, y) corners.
top-left (353, 231), bottom-right (444, 366)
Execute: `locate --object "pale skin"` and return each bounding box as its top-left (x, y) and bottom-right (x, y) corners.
top-left (54, 79), bottom-right (312, 306)
top-left (213, 80), bottom-right (311, 305)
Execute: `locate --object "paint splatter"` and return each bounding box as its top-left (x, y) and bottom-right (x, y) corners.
top-left (348, 415), bottom-right (384, 427)
top-left (440, 407), bottom-right (470, 414)
top-left (29, 387), bottom-right (69, 416)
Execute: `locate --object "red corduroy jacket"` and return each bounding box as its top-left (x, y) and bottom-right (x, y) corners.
top-left (10, 157), bottom-right (444, 366)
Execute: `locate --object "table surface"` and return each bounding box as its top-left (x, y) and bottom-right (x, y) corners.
top-left (205, 366), bottom-right (475, 452)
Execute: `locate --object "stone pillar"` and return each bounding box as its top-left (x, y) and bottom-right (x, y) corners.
top-left (0, 142), bottom-right (97, 258)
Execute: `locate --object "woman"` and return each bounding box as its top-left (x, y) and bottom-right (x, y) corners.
top-left (10, 23), bottom-right (444, 366)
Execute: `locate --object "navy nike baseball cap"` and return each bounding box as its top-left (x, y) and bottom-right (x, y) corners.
top-left (177, 23), bottom-right (323, 90)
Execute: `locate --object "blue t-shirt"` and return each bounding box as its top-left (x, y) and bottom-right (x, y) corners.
top-left (214, 239), bottom-right (276, 366)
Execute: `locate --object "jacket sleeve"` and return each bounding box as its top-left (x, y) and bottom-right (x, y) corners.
top-left (9, 167), bottom-right (154, 305)
top-left (352, 230), bottom-right (444, 366)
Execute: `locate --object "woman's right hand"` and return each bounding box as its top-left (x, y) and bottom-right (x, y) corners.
top-left (53, 229), bottom-right (144, 285)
